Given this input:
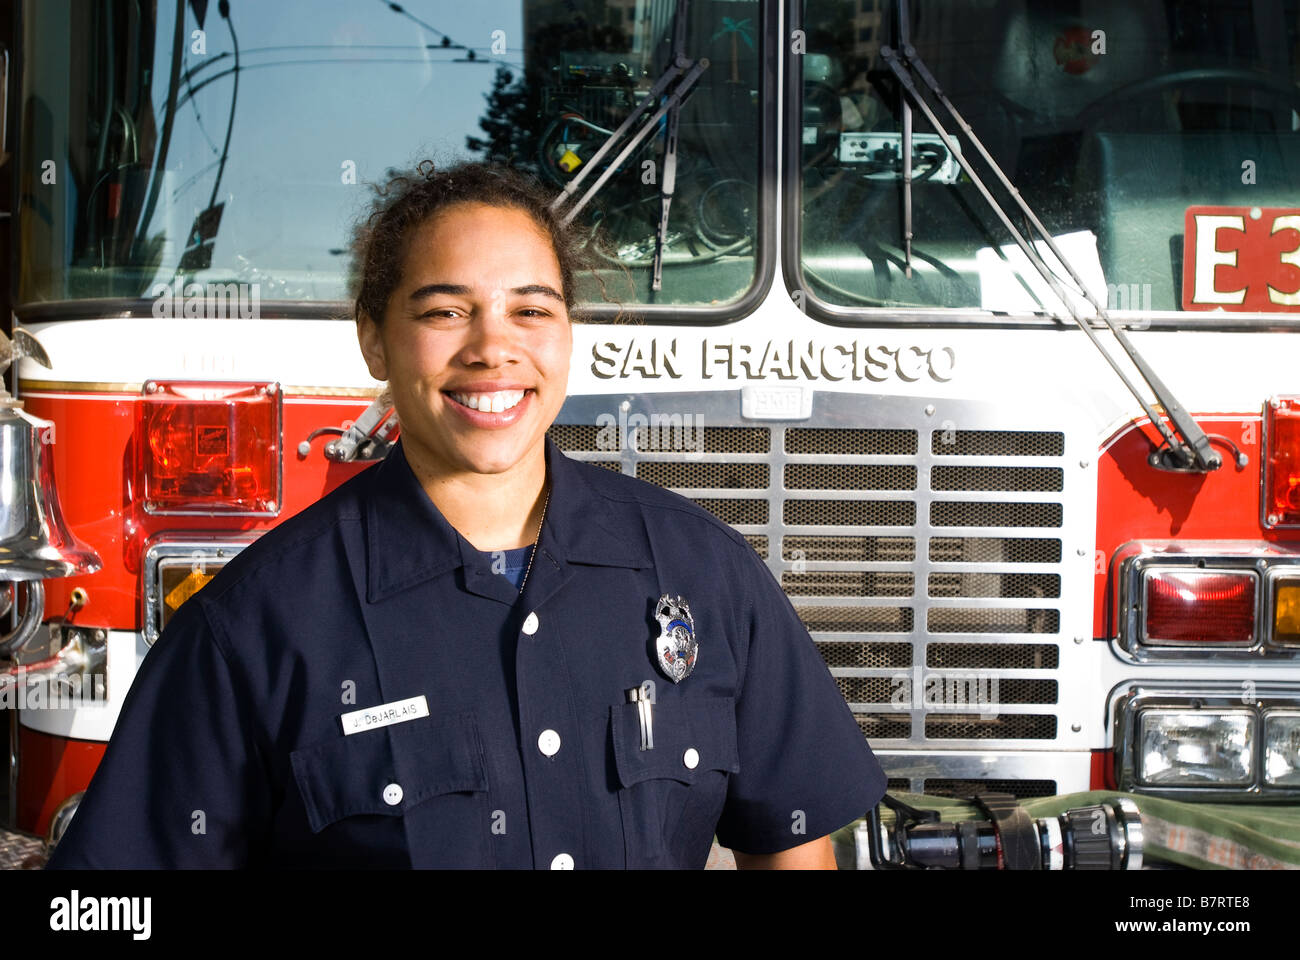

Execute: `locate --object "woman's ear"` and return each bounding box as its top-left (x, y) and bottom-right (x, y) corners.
top-left (356, 311), bottom-right (389, 382)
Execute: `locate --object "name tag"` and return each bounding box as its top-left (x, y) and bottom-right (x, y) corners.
top-left (340, 695), bottom-right (429, 735)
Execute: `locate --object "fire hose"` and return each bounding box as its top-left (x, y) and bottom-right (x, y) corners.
top-left (864, 791), bottom-right (1144, 870)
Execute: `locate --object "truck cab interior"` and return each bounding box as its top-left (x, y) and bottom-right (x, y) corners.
top-left (799, 0), bottom-right (1300, 314)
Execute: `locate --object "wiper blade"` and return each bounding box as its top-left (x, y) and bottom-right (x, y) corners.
top-left (650, 0), bottom-right (693, 293)
top-left (899, 0), bottom-right (915, 277)
top-left (880, 42), bottom-right (1221, 474)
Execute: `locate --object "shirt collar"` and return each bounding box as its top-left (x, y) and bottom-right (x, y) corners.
top-left (364, 435), bottom-right (653, 603)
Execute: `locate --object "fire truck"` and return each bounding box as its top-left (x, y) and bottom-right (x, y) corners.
top-left (2, 0), bottom-right (1299, 869)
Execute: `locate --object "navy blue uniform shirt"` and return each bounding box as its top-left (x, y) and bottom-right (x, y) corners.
top-left (47, 437), bottom-right (886, 868)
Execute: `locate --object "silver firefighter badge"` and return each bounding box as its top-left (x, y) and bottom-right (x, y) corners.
top-left (653, 595), bottom-right (698, 684)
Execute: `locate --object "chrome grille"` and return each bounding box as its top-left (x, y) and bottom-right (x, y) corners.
top-left (549, 391), bottom-right (1093, 752)
top-left (923, 778), bottom-right (1058, 799)
top-left (785, 463), bottom-right (917, 490)
top-left (693, 498), bottom-right (768, 525)
top-left (783, 571), bottom-right (914, 597)
top-left (928, 607), bottom-right (1061, 633)
top-left (927, 642), bottom-right (1059, 670)
top-left (934, 430), bottom-right (1065, 456)
top-left (927, 571), bottom-right (1061, 598)
top-left (929, 537), bottom-right (1061, 563)
top-left (817, 641), bottom-right (912, 669)
top-left (637, 461), bottom-right (770, 488)
top-left (788, 427), bottom-right (917, 455)
top-left (930, 465), bottom-right (1063, 491)
top-left (787, 534), bottom-right (916, 562)
top-left (926, 715), bottom-right (1058, 740)
top-left (785, 499), bottom-right (917, 526)
top-left (930, 501), bottom-right (1063, 527)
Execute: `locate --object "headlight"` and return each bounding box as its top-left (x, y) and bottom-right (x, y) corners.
top-left (1138, 710), bottom-right (1253, 785)
top-left (1112, 683), bottom-right (1300, 800)
top-left (1264, 711), bottom-right (1300, 786)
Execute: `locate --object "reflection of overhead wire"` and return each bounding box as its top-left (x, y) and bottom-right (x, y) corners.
top-left (374, 0), bottom-right (521, 69)
top-left (177, 57), bottom-right (501, 107)
top-left (182, 51), bottom-right (222, 154)
top-left (179, 45), bottom-right (524, 85)
top-left (208, 4), bottom-right (239, 211)
top-left (376, 0), bottom-right (458, 45)
top-left (168, 157), bottom-right (223, 200)
top-left (129, 0), bottom-right (185, 264)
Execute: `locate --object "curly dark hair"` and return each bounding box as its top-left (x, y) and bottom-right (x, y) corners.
top-left (349, 158), bottom-right (618, 326)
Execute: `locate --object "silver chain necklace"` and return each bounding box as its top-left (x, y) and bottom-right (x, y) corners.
top-left (517, 485), bottom-right (551, 595)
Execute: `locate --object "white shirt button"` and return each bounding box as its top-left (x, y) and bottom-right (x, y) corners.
top-left (683, 747), bottom-right (700, 770)
top-left (382, 783), bottom-right (403, 805)
top-left (522, 611), bottom-right (539, 635)
top-left (550, 853), bottom-right (574, 870)
top-left (537, 729), bottom-right (561, 757)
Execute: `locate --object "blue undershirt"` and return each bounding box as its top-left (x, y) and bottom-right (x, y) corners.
top-left (476, 544), bottom-right (535, 591)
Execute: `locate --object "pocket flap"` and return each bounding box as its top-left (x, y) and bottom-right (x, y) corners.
top-left (290, 712), bottom-right (487, 833)
top-left (612, 695), bottom-right (739, 789)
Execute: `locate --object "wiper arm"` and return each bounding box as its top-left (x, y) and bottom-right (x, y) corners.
top-left (880, 42), bottom-right (1221, 474)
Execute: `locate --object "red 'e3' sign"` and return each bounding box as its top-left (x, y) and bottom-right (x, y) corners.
top-left (1182, 206), bottom-right (1300, 311)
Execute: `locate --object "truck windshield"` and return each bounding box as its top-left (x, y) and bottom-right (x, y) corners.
top-left (796, 0), bottom-right (1300, 320)
top-left (17, 0), bottom-right (763, 314)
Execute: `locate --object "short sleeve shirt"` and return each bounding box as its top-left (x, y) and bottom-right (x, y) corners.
top-left (47, 437), bottom-right (887, 868)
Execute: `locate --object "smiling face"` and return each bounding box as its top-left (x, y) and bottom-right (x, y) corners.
top-left (356, 202), bottom-right (573, 481)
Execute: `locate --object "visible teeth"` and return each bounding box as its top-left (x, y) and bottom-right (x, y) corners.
top-left (450, 390), bottom-right (526, 412)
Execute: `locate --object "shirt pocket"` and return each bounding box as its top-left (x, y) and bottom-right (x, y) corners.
top-left (289, 712), bottom-right (490, 866)
top-left (610, 695), bottom-right (740, 868)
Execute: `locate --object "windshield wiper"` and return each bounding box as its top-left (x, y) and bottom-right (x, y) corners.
top-left (880, 35), bottom-right (1221, 474)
